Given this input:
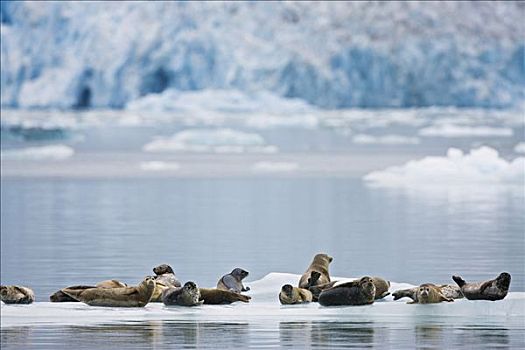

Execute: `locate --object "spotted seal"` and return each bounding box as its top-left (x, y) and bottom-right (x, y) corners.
top-left (162, 281), bottom-right (203, 306)
top-left (1, 285), bottom-right (35, 304)
top-left (62, 276), bottom-right (156, 307)
top-left (318, 276), bottom-right (376, 306)
top-left (279, 284), bottom-right (313, 305)
top-left (217, 268), bottom-right (250, 293)
top-left (452, 272), bottom-right (511, 301)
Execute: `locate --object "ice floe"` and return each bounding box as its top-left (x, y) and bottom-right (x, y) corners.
top-left (1, 273), bottom-right (523, 328)
top-left (251, 162), bottom-right (299, 173)
top-left (514, 142), bottom-right (525, 154)
top-left (139, 161), bottom-right (181, 172)
top-left (418, 124), bottom-right (514, 137)
top-left (143, 128), bottom-right (278, 154)
top-left (352, 134), bottom-right (420, 145)
top-left (1, 144), bottom-right (74, 161)
top-left (364, 146), bottom-right (524, 186)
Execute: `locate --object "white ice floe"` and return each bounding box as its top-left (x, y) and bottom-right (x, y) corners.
top-left (352, 134), bottom-right (420, 145)
top-left (139, 161), bottom-right (181, 171)
top-left (418, 124), bottom-right (514, 137)
top-left (0, 144), bottom-right (74, 161)
top-left (514, 142), bottom-right (525, 154)
top-left (251, 162), bottom-right (299, 173)
top-left (1, 273), bottom-right (523, 328)
top-left (364, 146), bottom-right (524, 186)
top-left (143, 128), bottom-right (278, 154)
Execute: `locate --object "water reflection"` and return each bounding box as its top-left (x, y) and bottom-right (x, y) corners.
top-left (1, 321), bottom-right (523, 349)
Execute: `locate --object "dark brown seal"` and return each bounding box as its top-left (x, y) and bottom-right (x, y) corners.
top-left (199, 288), bottom-right (251, 304)
top-left (318, 276), bottom-right (376, 306)
top-left (452, 272), bottom-right (511, 301)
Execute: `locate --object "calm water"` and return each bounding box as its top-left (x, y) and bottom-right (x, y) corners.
top-left (1, 176), bottom-right (524, 349)
top-left (1, 108), bottom-right (524, 348)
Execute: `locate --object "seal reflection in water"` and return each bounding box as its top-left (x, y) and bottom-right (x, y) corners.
top-left (217, 268), bottom-right (250, 293)
top-left (1, 285), bottom-right (35, 304)
top-left (279, 284), bottom-right (313, 305)
top-left (162, 281), bottom-right (203, 306)
top-left (61, 276), bottom-right (156, 307)
top-left (453, 272), bottom-right (511, 301)
top-left (318, 276), bottom-right (376, 306)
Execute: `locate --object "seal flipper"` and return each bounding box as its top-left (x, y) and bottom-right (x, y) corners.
top-left (452, 275), bottom-right (466, 288)
top-left (307, 271), bottom-right (321, 287)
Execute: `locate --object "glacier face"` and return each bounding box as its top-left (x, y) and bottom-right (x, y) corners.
top-left (0, 1), bottom-right (524, 109)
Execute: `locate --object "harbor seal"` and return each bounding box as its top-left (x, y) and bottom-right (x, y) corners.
top-left (318, 276), bottom-right (376, 306)
top-left (371, 277), bottom-right (390, 300)
top-left (199, 288), bottom-right (251, 304)
top-left (452, 272), bottom-right (511, 301)
top-left (1, 285), bottom-right (35, 304)
top-left (298, 253), bottom-right (333, 290)
top-left (279, 284), bottom-right (313, 305)
top-left (62, 276), bottom-right (156, 307)
top-left (50, 285), bottom-right (94, 302)
top-left (162, 281), bottom-right (203, 306)
top-left (401, 284), bottom-right (454, 304)
top-left (217, 268), bottom-right (250, 293)
top-left (50, 280), bottom-right (128, 302)
top-left (95, 280), bottom-right (128, 288)
top-left (393, 284), bottom-right (462, 302)
top-left (153, 264), bottom-right (181, 288)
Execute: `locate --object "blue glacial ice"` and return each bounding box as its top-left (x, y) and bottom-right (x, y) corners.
top-left (1, 2), bottom-right (524, 109)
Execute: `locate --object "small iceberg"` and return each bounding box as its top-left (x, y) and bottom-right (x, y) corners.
top-left (143, 128), bottom-right (278, 154)
top-left (1, 144), bottom-right (75, 161)
top-left (418, 124), bottom-right (513, 137)
top-left (364, 147), bottom-right (524, 187)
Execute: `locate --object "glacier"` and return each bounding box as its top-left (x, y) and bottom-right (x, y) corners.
top-left (1, 1), bottom-right (524, 110)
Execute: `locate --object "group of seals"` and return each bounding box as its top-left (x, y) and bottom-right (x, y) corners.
top-left (279, 253), bottom-right (391, 306)
top-left (44, 264), bottom-right (251, 307)
top-left (391, 272), bottom-right (511, 304)
top-left (278, 253), bottom-right (512, 307)
top-left (1, 258), bottom-right (513, 307)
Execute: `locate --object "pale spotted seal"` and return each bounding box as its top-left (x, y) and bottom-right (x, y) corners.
top-left (217, 268), bottom-right (250, 293)
top-left (1, 285), bottom-right (35, 304)
top-left (298, 253), bottom-right (333, 290)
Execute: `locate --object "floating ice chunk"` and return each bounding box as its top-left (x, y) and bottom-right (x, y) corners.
top-left (251, 162), bottom-right (299, 173)
top-left (139, 161), bottom-right (180, 171)
top-left (514, 142), bottom-right (525, 154)
top-left (1, 144), bottom-right (74, 161)
top-left (418, 124), bottom-right (513, 137)
top-left (364, 146), bottom-right (524, 186)
top-left (143, 128), bottom-right (278, 154)
top-left (1, 273), bottom-right (523, 328)
top-left (352, 134), bottom-right (420, 145)
top-left (245, 114), bottom-right (319, 129)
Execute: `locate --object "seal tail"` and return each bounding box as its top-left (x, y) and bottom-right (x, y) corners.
top-left (452, 275), bottom-right (466, 287)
